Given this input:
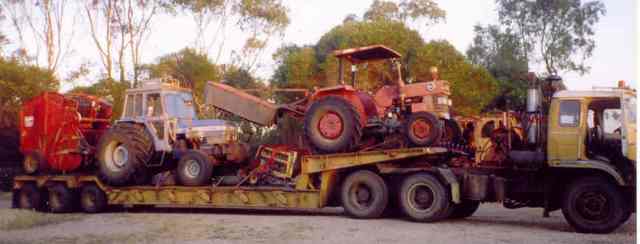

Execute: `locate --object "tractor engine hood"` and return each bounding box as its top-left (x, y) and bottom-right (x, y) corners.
top-left (176, 119), bottom-right (239, 144)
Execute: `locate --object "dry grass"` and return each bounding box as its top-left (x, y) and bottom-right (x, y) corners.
top-left (0, 209), bottom-right (85, 231)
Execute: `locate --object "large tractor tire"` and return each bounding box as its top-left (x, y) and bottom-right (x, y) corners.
top-left (80, 184), bottom-right (107, 213)
top-left (17, 183), bottom-right (45, 211)
top-left (399, 173), bottom-right (452, 222)
top-left (304, 96), bottom-right (362, 153)
top-left (341, 170), bottom-right (389, 219)
top-left (405, 112), bottom-right (442, 147)
top-left (97, 123), bottom-right (153, 186)
top-left (48, 183), bottom-right (75, 213)
top-left (176, 150), bottom-right (214, 186)
top-left (561, 176), bottom-right (631, 233)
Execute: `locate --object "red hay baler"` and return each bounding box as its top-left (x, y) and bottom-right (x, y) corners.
top-left (19, 92), bottom-right (112, 174)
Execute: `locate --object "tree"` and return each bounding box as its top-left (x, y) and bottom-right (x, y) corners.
top-left (363, 0), bottom-right (446, 27)
top-left (1, 0), bottom-right (80, 78)
top-left (67, 78), bottom-right (129, 120)
top-left (496, 0), bottom-right (606, 75)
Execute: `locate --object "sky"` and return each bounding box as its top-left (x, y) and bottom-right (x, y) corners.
top-left (3, 0), bottom-right (637, 92)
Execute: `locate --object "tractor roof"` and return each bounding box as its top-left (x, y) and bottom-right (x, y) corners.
top-left (333, 45), bottom-right (401, 63)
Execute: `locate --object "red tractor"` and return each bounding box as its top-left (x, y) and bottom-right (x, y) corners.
top-left (206, 45), bottom-right (456, 154)
top-left (300, 45), bottom-right (454, 153)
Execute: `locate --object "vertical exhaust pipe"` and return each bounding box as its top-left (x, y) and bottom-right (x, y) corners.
top-left (526, 73), bottom-right (541, 146)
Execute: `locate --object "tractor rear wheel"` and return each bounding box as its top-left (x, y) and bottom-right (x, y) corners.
top-left (304, 96), bottom-right (362, 153)
top-left (97, 123), bottom-right (153, 186)
top-left (405, 112), bottom-right (442, 147)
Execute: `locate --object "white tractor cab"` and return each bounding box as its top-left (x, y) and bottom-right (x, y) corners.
top-left (96, 78), bottom-right (247, 186)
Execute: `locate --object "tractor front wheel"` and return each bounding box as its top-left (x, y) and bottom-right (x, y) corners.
top-left (405, 112), bottom-right (442, 147)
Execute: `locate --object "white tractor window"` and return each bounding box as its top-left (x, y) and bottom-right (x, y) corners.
top-left (146, 93), bottom-right (162, 117)
top-left (164, 92), bottom-right (196, 119)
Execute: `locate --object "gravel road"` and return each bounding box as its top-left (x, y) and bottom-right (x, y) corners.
top-left (0, 194), bottom-right (635, 244)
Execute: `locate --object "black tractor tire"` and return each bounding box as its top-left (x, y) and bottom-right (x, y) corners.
top-left (304, 96), bottom-right (362, 153)
top-left (80, 184), bottom-right (107, 213)
top-left (399, 173), bottom-right (452, 222)
top-left (48, 183), bottom-right (75, 213)
top-left (176, 151), bottom-right (214, 186)
top-left (450, 200), bottom-right (480, 219)
top-left (441, 119), bottom-right (462, 144)
top-left (561, 176), bottom-right (631, 234)
top-left (97, 123), bottom-right (153, 186)
top-left (22, 151), bottom-right (45, 175)
top-left (341, 170), bottom-right (389, 219)
top-left (404, 112), bottom-right (442, 147)
top-left (18, 183), bottom-right (45, 211)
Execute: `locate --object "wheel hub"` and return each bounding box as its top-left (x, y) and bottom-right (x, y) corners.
top-left (112, 145), bottom-right (129, 168)
top-left (184, 160), bottom-right (201, 178)
top-left (318, 112), bottom-right (344, 139)
top-left (577, 191), bottom-right (609, 221)
top-left (411, 119), bottom-right (432, 139)
top-left (351, 184), bottom-right (373, 207)
top-left (408, 183), bottom-right (435, 212)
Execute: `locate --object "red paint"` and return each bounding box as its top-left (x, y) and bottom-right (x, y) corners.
top-left (19, 92), bottom-right (112, 173)
top-left (411, 119), bottom-right (431, 139)
top-left (318, 112), bottom-right (344, 139)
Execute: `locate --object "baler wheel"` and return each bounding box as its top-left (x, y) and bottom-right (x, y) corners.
top-left (18, 183), bottom-right (45, 211)
top-left (97, 123), bottom-right (153, 186)
top-left (80, 184), bottom-right (107, 213)
top-left (304, 96), bottom-right (362, 153)
top-left (405, 112), bottom-right (442, 147)
top-left (48, 183), bottom-right (75, 213)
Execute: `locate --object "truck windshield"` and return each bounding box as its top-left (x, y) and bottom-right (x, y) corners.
top-left (164, 92), bottom-right (196, 119)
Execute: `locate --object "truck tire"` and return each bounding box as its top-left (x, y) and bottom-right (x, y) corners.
top-left (561, 176), bottom-right (631, 233)
top-left (23, 151), bottom-right (45, 175)
top-left (97, 123), bottom-right (153, 186)
top-left (341, 170), bottom-right (388, 218)
top-left (399, 173), bottom-right (451, 222)
top-left (449, 200), bottom-right (480, 219)
top-left (48, 183), bottom-right (75, 213)
top-left (80, 184), bottom-right (107, 213)
top-left (176, 151), bottom-right (213, 186)
top-left (304, 96), bottom-right (362, 153)
top-left (405, 112), bottom-right (442, 147)
top-left (18, 183), bottom-right (44, 211)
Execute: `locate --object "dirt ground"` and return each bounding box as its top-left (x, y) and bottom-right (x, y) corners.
top-left (0, 193), bottom-right (635, 244)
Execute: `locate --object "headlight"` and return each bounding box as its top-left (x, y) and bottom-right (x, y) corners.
top-left (436, 96), bottom-right (449, 105)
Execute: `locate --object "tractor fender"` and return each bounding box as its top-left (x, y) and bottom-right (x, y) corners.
top-left (310, 89), bottom-right (377, 127)
top-left (550, 160), bottom-right (627, 186)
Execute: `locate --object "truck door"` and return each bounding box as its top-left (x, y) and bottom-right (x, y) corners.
top-left (621, 94), bottom-right (636, 160)
top-left (548, 99), bottom-right (585, 162)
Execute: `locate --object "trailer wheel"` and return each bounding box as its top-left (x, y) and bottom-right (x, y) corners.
top-left (405, 112), bottom-right (442, 147)
top-left (97, 123), bottom-right (152, 186)
top-left (80, 184), bottom-right (107, 213)
top-left (176, 151), bottom-right (213, 186)
top-left (48, 183), bottom-right (75, 213)
top-left (561, 176), bottom-right (630, 233)
top-left (18, 183), bottom-right (44, 211)
top-left (304, 96), bottom-right (362, 153)
top-left (449, 200), bottom-right (480, 219)
top-left (399, 173), bottom-right (451, 222)
top-left (341, 170), bottom-right (388, 218)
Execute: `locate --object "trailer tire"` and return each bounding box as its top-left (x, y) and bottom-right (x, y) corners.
top-left (97, 123), bottom-right (152, 186)
top-left (80, 184), bottom-right (107, 213)
top-left (562, 176), bottom-right (630, 234)
top-left (304, 96), bottom-right (362, 153)
top-left (341, 170), bottom-right (388, 219)
top-left (399, 173), bottom-right (451, 222)
top-left (450, 200), bottom-right (480, 219)
top-left (18, 183), bottom-right (44, 211)
top-left (176, 151), bottom-right (213, 186)
top-left (405, 112), bottom-right (442, 147)
top-left (48, 183), bottom-right (75, 213)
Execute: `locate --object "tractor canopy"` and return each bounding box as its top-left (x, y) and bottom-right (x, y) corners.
top-left (333, 45), bottom-right (401, 63)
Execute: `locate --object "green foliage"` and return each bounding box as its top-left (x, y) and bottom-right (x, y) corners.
top-left (363, 0), bottom-right (446, 26)
top-left (0, 57), bottom-right (57, 128)
top-left (496, 0), bottom-right (606, 75)
top-left (67, 79), bottom-right (130, 120)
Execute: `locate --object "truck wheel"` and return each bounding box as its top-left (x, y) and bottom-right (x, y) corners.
top-left (405, 112), bottom-right (442, 147)
top-left (48, 183), bottom-right (75, 213)
top-left (441, 119), bottom-right (461, 144)
top-left (97, 123), bottom-right (152, 186)
top-left (450, 200), bottom-right (480, 219)
top-left (176, 151), bottom-right (213, 186)
top-left (399, 173), bottom-right (451, 222)
top-left (562, 176), bottom-right (631, 233)
top-left (341, 170), bottom-right (388, 218)
top-left (80, 184), bottom-right (107, 213)
top-left (304, 96), bottom-right (362, 153)
top-left (23, 151), bottom-right (45, 175)
top-left (18, 183), bottom-right (44, 211)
